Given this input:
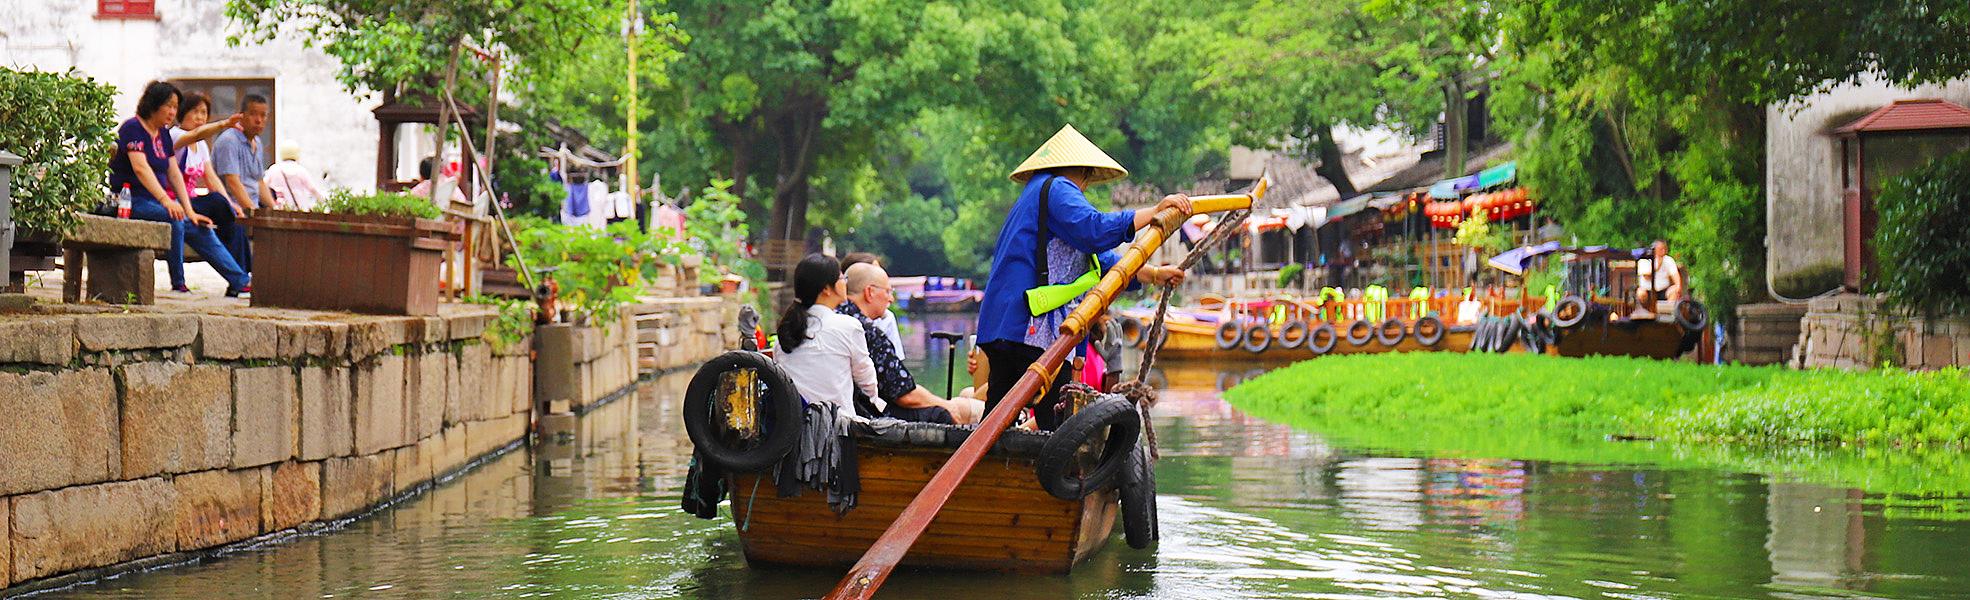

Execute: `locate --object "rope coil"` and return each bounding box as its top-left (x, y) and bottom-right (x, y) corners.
top-left (1117, 207), bottom-right (1250, 460)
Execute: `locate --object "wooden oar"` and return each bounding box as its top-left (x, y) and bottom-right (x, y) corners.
top-left (823, 177), bottom-right (1270, 600)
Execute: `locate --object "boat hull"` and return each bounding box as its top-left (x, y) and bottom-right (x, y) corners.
top-left (1145, 319), bottom-right (1482, 361)
top-left (727, 443), bottom-right (1117, 574)
top-left (1554, 319), bottom-right (1697, 359)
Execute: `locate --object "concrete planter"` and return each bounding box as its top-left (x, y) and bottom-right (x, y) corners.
top-left (249, 210), bottom-right (462, 315)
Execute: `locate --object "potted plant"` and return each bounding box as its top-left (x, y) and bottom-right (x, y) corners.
top-left (250, 191), bottom-right (460, 315)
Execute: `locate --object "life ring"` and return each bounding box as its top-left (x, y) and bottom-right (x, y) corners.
top-left (683, 351), bottom-right (804, 473)
top-left (1240, 323), bottom-right (1273, 354)
top-left (1675, 300), bottom-right (1709, 331)
top-left (1275, 319), bottom-right (1310, 350)
top-left (1120, 446), bottom-right (1158, 549)
top-left (1344, 319), bottom-right (1374, 346)
top-left (1036, 396), bottom-right (1142, 501)
top-left (1375, 318), bottom-right (1406, 347)
top-left (1214, 321), bottom-right (1245, 350)
top-left (1413, 315), bottom-right (1446, 346)
top-left (1551, 295), bottom-right (1590, 328)
top-left (1306, 323), bottom-right (1339, 355)
top-left (1117, 315), bottom-right (1148, 348)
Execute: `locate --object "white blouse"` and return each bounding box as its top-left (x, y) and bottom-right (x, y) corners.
top-left (774, 303), bottom-right (881, 422)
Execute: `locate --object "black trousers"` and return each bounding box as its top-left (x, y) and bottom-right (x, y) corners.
top-left (189, 193), bottom-right (252, 273)
top-left (981, 340), bottom-right (1072, 431)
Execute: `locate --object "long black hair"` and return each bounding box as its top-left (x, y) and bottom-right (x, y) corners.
top-left (776, 253), bottom-right (841, 353)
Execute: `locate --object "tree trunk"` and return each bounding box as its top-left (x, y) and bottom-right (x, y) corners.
top-left (765, 107), bottom-right (823, 244)
top-left (1441, 77), bottom-right (1469, 179)
top-left (1310, 123), bottom-right (1358, 199)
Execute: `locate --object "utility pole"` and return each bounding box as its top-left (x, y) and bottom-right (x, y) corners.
top-left (624, 0), bottom-right (641, 210)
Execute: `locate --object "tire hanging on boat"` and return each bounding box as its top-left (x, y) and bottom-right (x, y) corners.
top-left (683, 351), bottom-right (804, 473)
top-left (1552, 295), bottom-right (1590, 328)
top-left (1493, 318), bottom-right (1521, 353)
top-left (1036, 395), bottom-right (1142, 501)
top-left (1306, 323), bottom-right (1339, 355)
top-left (1344, 319), bottom-right (1375, 347)
top-left (1117, 315), bottom-right (1148, 348)
top-left (1413, 315), bottom-right (1446, 346)
top-left (1374, 318), bottom-right (1406, 347)
top-left (1240, 323), bottom-right (1273, 354)
top-left (1275, 319), bottom-right (1310, 350)
top-left (1468, 318), bottom-right (1490, 352)
top-left (1119, 445), bottom-right (1159, 549)
top-left (1214, 321), bottom-right (1245, 350)
top-left (1674, 300), bottom-right (1709, 331)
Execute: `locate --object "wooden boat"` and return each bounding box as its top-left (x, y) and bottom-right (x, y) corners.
top-left (1109, 293), bottom-right (1551, 360)
top-left (725, 425), bottom-right (1116, 573)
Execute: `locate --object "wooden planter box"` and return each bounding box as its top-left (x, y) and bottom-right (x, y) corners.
top-left (250, 210), bottom-right (461, 315)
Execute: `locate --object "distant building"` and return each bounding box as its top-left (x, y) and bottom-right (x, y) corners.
top-left (0, 0), bottom-right (439, 192)
top-left (1765, 76), bottom-right (1970, 297)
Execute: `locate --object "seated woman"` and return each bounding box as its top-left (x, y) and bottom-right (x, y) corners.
top-left (772, 254), bottom-right (879, 424)
top-left (111, 81), bottom-right (249, 297)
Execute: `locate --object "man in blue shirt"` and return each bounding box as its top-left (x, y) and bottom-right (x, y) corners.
top-left (975, 125), bottom-right (1190, 431)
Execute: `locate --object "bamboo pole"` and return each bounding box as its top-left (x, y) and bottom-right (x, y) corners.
top-left (823, 176), bottom-right (1269, 600)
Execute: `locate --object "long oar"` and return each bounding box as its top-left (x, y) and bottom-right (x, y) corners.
top-left (823, 177), bottom-right (1271, 600)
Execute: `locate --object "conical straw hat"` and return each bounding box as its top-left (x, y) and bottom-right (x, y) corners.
top-left (1009, 124), bottom-right (1129, 186)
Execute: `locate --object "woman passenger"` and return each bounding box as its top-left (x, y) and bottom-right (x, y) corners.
top-left (173, 92), bottom-right (254, 288)
top-left (110, 81), bottom-right (250, 296)
top-left (773, 254), bottom-right (879, 424)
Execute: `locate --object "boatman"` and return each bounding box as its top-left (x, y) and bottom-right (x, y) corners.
top-left (975, 124), bottom-right (1190, 431)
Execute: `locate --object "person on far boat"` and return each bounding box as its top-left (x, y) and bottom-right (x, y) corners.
top-left (773, 254), bottom-right (880, 424)
top-left (840, 262), bottom-right (986, 425)
top-left (1633, 239), bottom-right (1684, 319)
top-left (975, 124), bottom-right (1188, 432)
top-left (840, 252), bottom-right (906, 359)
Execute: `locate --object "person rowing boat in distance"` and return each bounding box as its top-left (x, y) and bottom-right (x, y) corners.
top-left (975, 124), bottom-right (1190, 432)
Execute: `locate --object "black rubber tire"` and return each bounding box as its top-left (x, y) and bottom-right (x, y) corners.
top-left (1552, 295), bottom-right (1590, 328)
top-left (1117, 315), bottom-right (1147, 349)
top-left (683, 351), bottom-right (803, 473)
top-left (1036, 396), bottom-right (1142, 501)
top-left (1344, 319), bottom-right (1374, 346)
top-left (1214, 321), bottom-right (1245, 350)
top-left (1413, 315), bottom-right (1446, 346)
top-left (1494, 318), bottom-right (1521, 353)
top-left (1469, 318), bottom-right (1490, 352)
top-left (1240, 323), bottom-right (1273, 354)
top-left (1120, 446), bottom-right (1159, 549)
top-left (1675, 300), bottom-right (1709, 332)
top-left (1306, 323), bottom-right (1339, 355)
top-left (1375, 318), bottom-right (1406, 347)
top-left (1276, 319), bottom-right (1310, 350)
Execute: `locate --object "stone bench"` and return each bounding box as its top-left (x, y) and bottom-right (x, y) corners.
top-left (61, 214), bottom-right (171, 304)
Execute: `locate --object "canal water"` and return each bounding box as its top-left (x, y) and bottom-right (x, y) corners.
top-left (44, 313), bottom-right (1970, 599)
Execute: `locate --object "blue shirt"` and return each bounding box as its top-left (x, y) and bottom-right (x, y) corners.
top-left (976, 175), bottom-right (1138, 348)
top-left (108, 117), bottom-right (174, 198)
top-left (211, 128), bottom-right (266, 206)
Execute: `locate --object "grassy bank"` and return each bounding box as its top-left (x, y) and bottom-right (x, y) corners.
top-left (1224, 353), bottom-right (1970, 449)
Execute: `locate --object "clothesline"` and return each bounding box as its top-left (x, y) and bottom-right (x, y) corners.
top-left (538, 146), bottom-right (630, 169)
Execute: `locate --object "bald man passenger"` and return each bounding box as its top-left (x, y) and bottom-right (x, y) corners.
top-left (836, 262), bottom-right (984, 425)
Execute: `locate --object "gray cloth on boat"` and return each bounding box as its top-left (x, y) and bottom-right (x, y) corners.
top-left (776, 404), bottom-right (906, 513)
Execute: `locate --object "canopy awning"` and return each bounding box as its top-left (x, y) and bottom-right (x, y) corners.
top-left (1427, 161), bottom-right (1518, 199)
top-left (1326, 194), bottom-right (1372, 221)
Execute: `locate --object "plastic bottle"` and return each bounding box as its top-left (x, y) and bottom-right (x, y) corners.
top-left (116, 184), bottom-right (132, 219)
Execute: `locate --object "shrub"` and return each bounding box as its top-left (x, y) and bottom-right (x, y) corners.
top-left (510, 219), bottom-right (687, 323)
top-left (0, 68), bottom-right (117, 234)
top-left (685, 179), bottom-right (767, 287)
top-left (1874, 148), bottom-right (1970, 318)
top-left (318, 190), bottom-right (442, 220)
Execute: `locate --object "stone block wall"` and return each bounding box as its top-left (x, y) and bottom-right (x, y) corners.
top-left (1796, 294), bottom-right (1970, 370)
top-left (630, 297), bottom-right (738, 374)
top-left (534, 316), bottom-right (635, 414)
top-left (1732, 303), bottom-right (1810, 366)
top-left (0, 306), bottom-right (533, 592)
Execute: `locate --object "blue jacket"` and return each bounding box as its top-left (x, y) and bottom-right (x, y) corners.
top-left (976, 175), bottom-right (1138, 348)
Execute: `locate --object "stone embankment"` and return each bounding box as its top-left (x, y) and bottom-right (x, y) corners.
top-left (1796, 294), bottom-right (1970, 370)
top-left (0, 296), bottom-right (734, 594)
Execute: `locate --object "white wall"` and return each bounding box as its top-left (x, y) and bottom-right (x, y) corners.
top-left (0, 0), bottom-right (382, 192)
top-left (1765, 75), bottom-right (1970, 292)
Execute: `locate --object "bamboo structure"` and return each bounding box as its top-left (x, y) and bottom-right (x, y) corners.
top-left (824, 177), bottom-right (1270, 600)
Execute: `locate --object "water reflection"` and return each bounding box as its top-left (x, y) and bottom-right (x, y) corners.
top-left (40, 319), bottom-right (1970, 599)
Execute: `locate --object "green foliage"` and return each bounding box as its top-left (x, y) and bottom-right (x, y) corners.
top-left (1451, 211), bottom-right (1511, 253)
top-left (0, 68), bottom-right (116, 235)
top-left (1226, 353), bottom-right (1970, 449)
top-left (684, 179), bottom-right (765, 286)
top-left (318, 190), bottom-right (442, 219)
top-left (510, 220), bottom-right (666, 323)
top-left (841, 193), bottom-right (957, 276)
top-left (1873, 149), bottom-right (1970, 318)
top-left (462, 294), bottom-right (536, 351)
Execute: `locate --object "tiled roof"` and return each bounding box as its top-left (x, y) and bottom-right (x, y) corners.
top-left (1833, 99), bottom-right (1970, 134)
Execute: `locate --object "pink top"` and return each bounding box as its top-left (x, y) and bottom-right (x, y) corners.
top-left (262, 160), bottom-right (328, 211)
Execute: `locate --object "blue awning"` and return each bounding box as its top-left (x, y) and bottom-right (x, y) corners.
top-left (1325, 194), bottom-right (1373, 220)
top-left (1427, 161), bottom-right (1518, 199)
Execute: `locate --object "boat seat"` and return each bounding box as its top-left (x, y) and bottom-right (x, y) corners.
top-left (850, 419), bottom-right (1051, 459)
